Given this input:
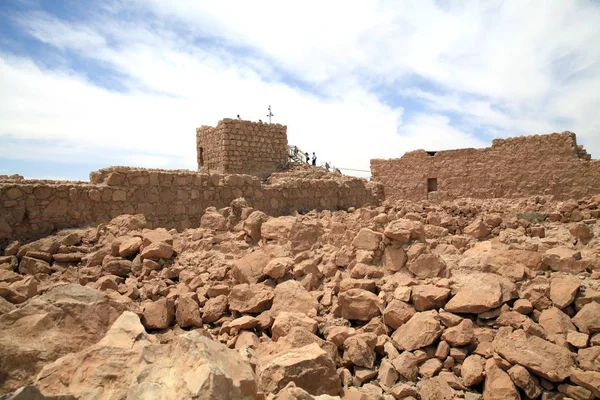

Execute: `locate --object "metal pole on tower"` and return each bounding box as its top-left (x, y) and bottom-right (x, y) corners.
top-left (267, 105), bottom-right (274, 124)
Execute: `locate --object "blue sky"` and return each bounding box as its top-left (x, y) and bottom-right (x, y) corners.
top-left (1, 0), bottom-right (600, 180)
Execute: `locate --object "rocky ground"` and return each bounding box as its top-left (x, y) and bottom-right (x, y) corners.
top-left (0, 195), bottom-right (599, 399)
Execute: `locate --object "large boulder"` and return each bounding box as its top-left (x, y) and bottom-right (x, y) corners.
top-left (270, 280), bottom-right (318, 318)
top-left (572, 302), bottom-right (600, 334)
top-left (493, 329), bottom-right (576, 382)
top-left (384, 219), bottom-right (425, 243)
top-left (483, 358), bottom-right (520, 400)
top-left (33, 312), bottom-right (257, 399)
top-left (445, 273), bottom-right (503, 313)
top-left (542, 247), bottom-right (587, 273)
top-left (256, 343), bottom-right (340, 396)
top-left (407, 253), bottom-right (447, 279)
top-left (0, 284), bottom-right (128, 394)
top-left (232, 250), bottom-right (270, 284)
top-left (351, 228), bottom-right (383, 251)
top-left (228, 284), bottom-right (274, 314)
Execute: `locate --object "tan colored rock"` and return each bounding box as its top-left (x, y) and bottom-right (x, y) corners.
top-left (382, 300), bottom-right (415, 329)
top-left (270, 280), bottom-right (318, 318)
top-left (141, 228), bottom-right (173, 246)
top-left (507, 364), bottom-right (542, 399)
top-left (419, 358), bottom-right (443, 378)
top-left (462, 355), bottom-right (485, 387)
top-left (289, 221), bottom-right (323, 252)
top-left (140, 242), bottom-right (173, 259)
top-left (142, 298), bottom-right (175, 330)
top-left (570, 369), bottom-right (600, 397)
top-left (271, 312), bottom-right (317, 340)
top-left (0, 255), bottom-right (18, 271)
top-left (256, 343), bottom-right (340, 396)
top-left (102, 257), bottom-right (132, 277)
top-left (550, 277), bottom-right (580, 309)
top-left (493, 329), bottom-right (576, 382)
top-left (351, 228), bottom-right (383, 251)
top-left (382, 246), bottom-right (407, 272)
top-left (539, 307), bottom-right (576, 336)
top-left (569, 222), bottom-right (594, 241)
top-left (343, 333), bottom-right (377, 368)
top-left (233, 249), bottom-right (270, 284)
top-left (442, 319), bottom-right (474, 346)
top-left (0, 284), bottom-right (127, 393)
top-left (572, 302), bottom-right (600, 334)
top-left (34, 312), bottom-right (257, 399)
top-left (118, 237), bottom-right (142, 257)
top-left (558, 383), bottom-right (594, 400)
top-left (260, 216), bottom-right (296, 241)
top-left (577, 346), bottom-right (600, 372)
top-left (384, 219), bottom-right (425, 243)
top-left (416, 376), bottom-right (455, 400)
top-left (337, 288), bottom-right (383, 321)
top-left (243, 210), bottom-right (268, 241)
top-left (176, 293), bottom-right (202, 328)
top-left (411, 284), bottom-right (450, 312)
top-left (464, 219), bottom-right (491, 240)
top-left (202, 295), bottom-right (228, 323)
top-left (445, 279), bottom-right (502, 314)
top-left (391, 310), bottom-right (443, 351)
top-left (483, 359), bottom-right (520, 400)
top-left (377, 359), bottom-right (398, 388)
top-left (326, 326), bottom-right (356, 348)
top-left (407, 253), bottom-right (446, 279)
top-left (567, 331), bottom-right (589, 348)
top-left (228, 283), bottom-right (274, 314)
top-left (542, 247), bottom-right (586, 273)
top-left (18, 256), bottom-right (51, 275)
top-left (513, 299), bottom-right (533, 314)
top-left (200, 210), bottom-right (228, 230)
top-left (392, 351), bottom-right (419, 381)
top-left (263, 257), bottom-right (294, 279)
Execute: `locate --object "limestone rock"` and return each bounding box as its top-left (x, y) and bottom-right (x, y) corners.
top-left (407, 253), bottom-right (447, 279)
top-left (228, 283), bottom-right (274, 314)
top-left (382, 300), bottom-right (415, 329)
top-left (202, 295), bottom-right (228, 323)
top-left (384, 219), bottom-right (425, 243)
top-left (539, 307), bottom-right (576, 336)
top-left (542, 247), bottom-right (586, 273)
top-left (343, 333), bottom-right (377, 368)
top-left (462, 355), bottom-right (485, 387)
top-left (572, 302), bottom-right (600, 334)
top-left (507, 364), bottom-right (542, 399)
top-left (118, 236), bottom-right (142, 257)
top-left (264, 257), bottom-right (294, 279)
top-left (142, 298), bottom-right (175, 330)
top-left (493, 329), bottom-right (576, 382)
top-left (416, 376), bottom-right (455, 400)
top-left (441, 318), bottom-right (474, 346)
top-left (34, 312), bottom-right (257, 399)
top-left (392, 351), bottom-right (418, 381)
top-left (270, 280), bottom-right (318, 318)
top-left (233, 250), bottom-right (270, 284)
top-left (271, 312), bottom-right (317, 340)
top-left (351, 228), bottom-right (383, 251)
top-left (18, 256), bottom-right (51, 275)
top-left (243, 210), bottom-right (268, 241)
top-left (411, 284), bottom-right (450, 312)
top-left (570, 369), bottom-right (600, 398)
top-left (382, 246), bottom-right (407, 272)
top-left (176, 293), bottom-right (202, 328)
top-left (483, 359), bottom-right (520, 400)
top-left (256, 343), bottom-right (340, 396)
top-left (391, 310), bottom-right (443, 351)
top-left (549, 277), bottom-right (580, 309)
top-left (464, 219), bottom-right (491, 240)
top-left (140, 242), bottom-right (173, 259)
top-left (337, 289), bottom-right (383, 321)
top-left (569, 222), bottom-right (594, 241)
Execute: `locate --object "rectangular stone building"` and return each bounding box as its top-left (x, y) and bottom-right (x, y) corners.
top-left (371, 132), bottom-right (600, 202)
top-left (196, 119), bottom-right (288, 177)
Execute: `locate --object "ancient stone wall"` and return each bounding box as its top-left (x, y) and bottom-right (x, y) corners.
top-left (371, 132), bottom-right (600, 202)
top-left (0, 167), bottom-right (382, 240)
top-left (196, 119), bottom-right (288, 177)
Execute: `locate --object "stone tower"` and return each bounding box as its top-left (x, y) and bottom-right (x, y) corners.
top-left (196, 119), bottom-right (288, 177)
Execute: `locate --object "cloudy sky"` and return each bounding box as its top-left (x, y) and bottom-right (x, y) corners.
top-left (1, 0), bottom-right (599, 180)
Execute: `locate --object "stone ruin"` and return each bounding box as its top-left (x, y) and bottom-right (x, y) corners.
top-left (1, 121), bottom-right (600, 399)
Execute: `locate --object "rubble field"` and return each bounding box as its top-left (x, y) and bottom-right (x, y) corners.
top-left (1, 195), bottom-right (599, 400)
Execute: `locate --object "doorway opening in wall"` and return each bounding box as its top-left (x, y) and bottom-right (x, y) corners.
top-left (427, 178), bottom-right (438, 192)
top-left (426, 151), bottom-right (437, 156)
top-left (199, 147), bottom-right (204, 167)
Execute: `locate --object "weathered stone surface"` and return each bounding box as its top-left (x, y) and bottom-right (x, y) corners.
top-left (202, 295), bottom-right (228, 323)
top-left (384, 219), bottom-right (425, 243)
top-left (462, 355), bottom-right (485, 387)
top-left (464, 219), bottom-right (491, 239)
top-left (493, 329), bottom-right (576, 382)
top-left (243, 210), bottom-right (268, 241)
top-left (270, 280), bottom-right (318, 318)
top-left (0, 284), bottom-right (127, 393)
top-left (142, 298), bottom-right (175, 330)
top-left (550, 277), bottom-right (580, 309)
top-left (483, 359), bottom-right (520, 400)
top-left (392, 351), bottom-right (418, 381)
top-left (228, 283), bottom-right (274, 314)
top-left (572, 302), bottom-right (600, 334)
top-left (118, 236), bottom-right (142, 257)
top-left (507, 364), bottom-right (542, 399)
top-left (141, 228), bottom-right (173, 246)
top-left (256, 343), bottom-right (340, 396)
top-left (446, 278), bottom-right (502, 314)
top-left (337, 288), bottom-right (383, 321)
top-left (391, 310), bottom-right (443, 351)
top-left (577, 346), bottom-right (600, 372)
top-left (175, 293), bottom-right (202, 328)
top-left (442, 318), bottom-right (474, 346)
top-left (351, 228), bottom-right (383, 251)
top-left (569, 222), bottom-right (594, 241)
top-left (539, 307), bottom-right (576, 336)
top-left (411, 284), bottom-right (450, 312)
top-left (140, 241), bottom-right (174, 259)
top-left (271, 312), bottom-right (317, 340)
top-left (407, 253), bottom-right (446, 279)
top-left (382, 300), bottom-right (415, 329)
top-left (570, 370), bottom-right (600, 398)
top-left (233, 250), bottom-right (269, 284)
top-left (416, 376), bottom-right (455, 400)
top-left (263, 257), bottom-right (294, 279)
top-left (542, 247), bottom-right (587, 273)
top-left (18, 256), bottom-right (51, 275)
top-left (33, 312), bottom-right (257, 399)
top-left (343, 333), bottom-right (377, 369)
top-left (382, 246), bottom-right (407, 271)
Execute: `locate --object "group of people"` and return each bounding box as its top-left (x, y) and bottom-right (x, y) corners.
top-left (290, 146), bottom-right (342, 174)
top-left (304, 152), bottom-right (317, 166)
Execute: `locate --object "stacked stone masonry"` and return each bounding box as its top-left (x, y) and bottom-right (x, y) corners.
top-left (0, 167), bottom-right (383, 240)
top-left (371, 132), bottom-right (600, 202)
top-left (196, 119), bottom-right (288, 177)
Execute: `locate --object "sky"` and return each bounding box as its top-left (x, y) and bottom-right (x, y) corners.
top-left (1, 0), bottom-right (600, 180)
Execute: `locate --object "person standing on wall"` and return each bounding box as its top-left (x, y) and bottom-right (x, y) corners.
top-left (312, 152), bottom-right (317, 166)
top-left (305, 152), bottom-right (310, 164)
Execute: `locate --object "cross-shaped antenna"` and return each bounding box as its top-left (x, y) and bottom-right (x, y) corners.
top-left (266, 105), bottom-right (274, 124)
